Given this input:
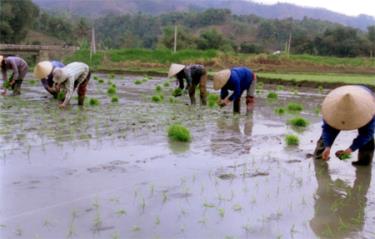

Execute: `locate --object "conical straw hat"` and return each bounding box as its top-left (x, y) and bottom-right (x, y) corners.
top-left (0, 55), bottom-right (3, 67)
top-left (322, 85), bottom-right (375, 130)
top-left (168, 64), bottom-right (185, 78)
top-left (34, 61), bottom-right (53, 80)
top-left (213, 69), bottom-right (231, 90)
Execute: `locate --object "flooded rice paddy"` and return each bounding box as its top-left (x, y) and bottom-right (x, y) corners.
top-left (1, 74), bottom-right (375, 239)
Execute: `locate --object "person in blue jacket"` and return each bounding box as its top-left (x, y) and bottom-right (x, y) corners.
top-left (314, 85), bottom-right (375, 166)
top-left (34, 60), bottom-right (65, 98)
top-left (213, 67), bottom-right (257, 114)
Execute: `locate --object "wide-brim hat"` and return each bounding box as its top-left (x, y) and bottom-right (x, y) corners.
top-left (168, 64), bottom-right (185, 78)
top-left (322, 85), bottom-right (375, 130)
top-left (34, 61), bottom-right (53, 80)
top-left (213, 69), bottom-right (231, 90)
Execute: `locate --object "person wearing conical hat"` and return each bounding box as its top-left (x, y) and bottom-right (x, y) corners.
top-left (314, 85), bottom-right (375, 166)
top-left (34, 61), bottom-right (64, 98)
top-left (213, 67), bottom-right (256, 114)
top-left (168, 63), bottom-right (207, 105)
top-left (52, 62), bottom-right (91, 108)
top-left (1, 55), bottom-right (29, 96)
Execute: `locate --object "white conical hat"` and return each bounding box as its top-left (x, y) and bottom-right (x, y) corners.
top-left (0, 55), bottom-right (3, 67)
top-left (322, 85), bottom-right (375, 130)
top-left (213, 69), bottom-right (231, 90)
top-left (168, 64), bottom-right (185, 78)
top-left (34, 61), bottom-right (53, 80)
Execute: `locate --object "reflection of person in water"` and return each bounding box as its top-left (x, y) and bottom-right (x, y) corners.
top-left (310, 159), bottom-right (371, 239)
top-left (211, 112), bottom-right (254, 155)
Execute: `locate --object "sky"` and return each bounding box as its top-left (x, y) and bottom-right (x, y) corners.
top-left (253, 0), bottom-right (375, 17)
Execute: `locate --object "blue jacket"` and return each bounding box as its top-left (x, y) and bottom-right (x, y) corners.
top-left (322, 117), bottom-right (375, 151)
top-left (41, 61), bottom-right (64, 95)
top-left (220, 67), bottom-right (255, 101)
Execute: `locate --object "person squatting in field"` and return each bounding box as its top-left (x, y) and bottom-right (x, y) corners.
top-left (34, 61), bottom-right (65, 98)
top-left (168, 63), bottom-right (208, 105)
top-left (0, 55), bottom-right (29, 96)
top-left (314, 85), bottom-right (375, 166)
top-left (52, 62), bottom-right (91, 108)
top-left (213, 67), bottom-right (256, 114)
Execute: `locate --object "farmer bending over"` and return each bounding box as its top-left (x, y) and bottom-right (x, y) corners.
top-left (314, 85), bottom-right (375, 166)
top-left (168, 63), bottom-right (207, 105)
top-left (34, 61), bottom-right (64, 98)
top-left (1, 55), bottom-right (29, 96)
top-left (213, 67), bottom-right (256, 114)
top-left (52, 62), bottom-right (91, 108)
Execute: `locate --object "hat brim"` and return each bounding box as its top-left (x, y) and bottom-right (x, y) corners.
top-left (213, 69), bottom-right (231, 90)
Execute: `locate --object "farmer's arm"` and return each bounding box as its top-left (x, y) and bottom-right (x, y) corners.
top-left (220, 87), bottom-right (228, 99)
top-left (228, 78), bottom-right (241, 102)
top-left (349, 117), bottom-right (375, 152)
top-left (322, 121), bottom-right (340, 148)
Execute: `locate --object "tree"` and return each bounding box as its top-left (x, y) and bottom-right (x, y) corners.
top-left (160, 26), bottom-right (196, 50)
top-left (196, 29), bottom-right (233, 51)
top-left (0, 0), bottom-right (39, 43)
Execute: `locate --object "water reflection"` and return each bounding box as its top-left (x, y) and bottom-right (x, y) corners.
top-left (210, 112), bottom-right (254, 156)
top-left (310, 159), bottom-right (371, 238)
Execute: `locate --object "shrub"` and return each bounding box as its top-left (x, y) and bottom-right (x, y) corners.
top-left (285, 134), bottom-right (299, 146)
top-left (168, 124), bottom-right (191, 142)
top-left (287, 103), bottom-right (303, 112)
top-left (267, 91), bottom-right (278, 100)
top-left (89, 98), bottom-right (100, 106)
top-left (288, 117), bottom-right (309, 128)
top-left (111, 95), bottom-right (119, 103)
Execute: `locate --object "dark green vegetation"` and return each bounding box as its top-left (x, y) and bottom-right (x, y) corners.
top-left (338, 153), bottom-right (352, 160)
top-left (274, 107), bottom-right (286, 115)
top-left (167, 124), bottom-right (191, 142)
top-left (107, 86), bottom-right (117, 95)
top-left (267, 92), bottom-right (278, 100)
top-left (89, 98), bottom-right (100, 106)
top-left (111, 95), bottom-right (119, 103)
top-left (208, 94), bottom-right (219, 108)
top-left (151, 95), bottom-right (163, 103)
top-left (287, 103), bottom-right (304, 112)
top-left (288, 117), bottom-right (310, 128)
top-left (285, 134), bottom-right (299, 146)
top-left (172, 88), bottom-right (183, 97)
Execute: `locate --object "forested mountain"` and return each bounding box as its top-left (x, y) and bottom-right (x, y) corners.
top-left (32, 0), bottom-right (375, 30)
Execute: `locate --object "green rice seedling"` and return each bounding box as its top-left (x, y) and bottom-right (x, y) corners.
top-left (134, 79), bottom-right (142, 85)
top-left (169, 96), bottom-right (177, 104)
top-left (274, 107), bottom-right (286, 115)
top-left (208, 94), bottom-right (219, 108)
top-left (256, 82), bottom-right (264, 90)
top-left (267, 91), bottom-right (278, 100)
top-left (168, 124), bottom-right (191, 142)
top-left (218, 208), bottom-right (225, 218)
top-left (287, 102), bottom-right (303, 112)
top-left (163, 82), bottom-right (170, 87)
top-left (116, 209), bottom-right (126, 216)
top-left (288, 117), bottom-right (309, 128)
top-left (57, 91), bottom-right (65, 101)
top-left (285, 134), bottom-right (299, 146)
top-left (89, 98), bottom-right (100, 106)
top-left (155, 85), bottom-right (162, 92)
top-left (131, 225), bottom-right (141, 232)
top-left (172, 88), bottom-right (183, 97)
top-left (232, 204), bottom-right (242, 211)
top-left (110, 83), bottom-right (117, 88)
top-left (98, 79), bottom-right (104, 84)
top-left (276, 85), bottom-right (284, 91)
top-left (29, 79), bottom-right (37, 85)
top-left (151, 95), bottom-right (163, 103)
top-left (318, 85), bottom-right (324, 94)
top-left (111, 95), bottom-right (119, 103)
top-left (107, 86), bottom-right (117, 95)
top-left (93, 75), bottom-right (100, 81)
top-left (109, 73), bottom-right (115, 79)
top-left (203, 202), bottom-right (215, 208)
top-left (338, 153), bottom-right (351, 160)
top-left (314, 107), bottom-right (321, 115)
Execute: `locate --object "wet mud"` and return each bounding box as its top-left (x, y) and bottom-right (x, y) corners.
top-left (1, 73), bottom-right (374, 239)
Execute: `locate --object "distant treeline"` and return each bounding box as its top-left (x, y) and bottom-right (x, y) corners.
top-left (1, 0), bottom-right (375, 57)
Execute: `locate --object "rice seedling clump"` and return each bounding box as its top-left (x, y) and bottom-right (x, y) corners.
top-left (288, 117), bottom-right (309, 128)
top-left (285, 134), bottom-right (299, 146)
top-left (134, 80), bottom-right (142, 85)
top-left (168, 124), bottom-right (191, 142)
top-left (111, 95), bottom-right (119, 103)
top-left (172, 88), bottom-right (183, 97)
top-left (274, 107), bottom-right (286, 115)
top-left (208, 94), bottom-right (219, 108)
top-left (287, 103), bottom-right (303, 112)
top-left (155, 85), bottom-right (162, 92)
top-left (107, 86), bottom-right (117, 95)
top-left (152, 95), bottom-right (163, 103)
top-left (89, 98), bottom-right (100, 106)
top-left (267, 92), bottom-right (278, 100)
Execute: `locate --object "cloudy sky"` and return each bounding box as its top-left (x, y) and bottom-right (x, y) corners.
top-left (253, 0), bottom-right (375, 17)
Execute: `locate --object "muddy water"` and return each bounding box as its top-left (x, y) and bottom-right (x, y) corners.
top-left (1, 74), bottom-right (375, 239)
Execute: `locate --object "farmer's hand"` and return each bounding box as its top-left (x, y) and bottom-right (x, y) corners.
top-left (58, 103), bottom-right (66, 109)
top-left (9, 80), bottom-right (15, 86)
top-left (322, 147), bottom-right (331, 161)
top-left (335, 148), bottom-right (352, 158)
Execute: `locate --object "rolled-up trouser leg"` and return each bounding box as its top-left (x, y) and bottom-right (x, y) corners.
top-left (188, 84), bottom-right (196, 105)
top-left (233, 98), bottom-right (241, 114)
top-left (313, 137), bottom-right (325, 160)
top-left (199, 74), bottom-right (207, 106)
top-left (77, 72), bottom-right (90, 106)
top-left (353, 138), bottom-right (374, 166)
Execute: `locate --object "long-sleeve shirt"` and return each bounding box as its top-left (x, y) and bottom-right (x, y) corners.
top-left (53, 62), bottom-right (89, 105)
top-left (176, 64), bottom-right (206, 89)
top-left (1, 56), bottom-right (29, 82)
top-left (220, 67), bottom-right (255, 101)
top-left (41, 61), bottom-right (64, 96)
top-left (322, 117), bottom-right (375, 151)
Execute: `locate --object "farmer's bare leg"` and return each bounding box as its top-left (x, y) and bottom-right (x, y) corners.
top-left (314, 137), bottom-right (325, 160)
top-left (77, 72), bottom-right (90, 106)
top-left (199, 74), bottom-right (207, 106)
top-left (188, 84), bottom-right (196, 105)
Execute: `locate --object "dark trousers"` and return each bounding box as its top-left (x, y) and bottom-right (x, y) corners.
top-left (314, 137), bottom-right (374, 166)
top-left (74, 71), bottom-right (91, 106)
top-left (188, 74), bottom-right (207, 106)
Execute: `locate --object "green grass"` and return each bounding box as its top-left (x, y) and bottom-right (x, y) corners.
top-left (285, 134), bottom-right (299, 146)
top-left (64, 49), bottom-right (103, 69)
top-left (89, 98), bottom-right (100, 106)
top-left (258, 72), bottom-right (375, 86)
top-left (168, 124), bottom-right (191, 142)
top-left (287, 103), bottom-right (304, 112)
top-left (208, 94), bottom-right (219, 108)
top-left (267, 91), bottom-right (278, 100)
top-left (111, 95), bottom-right (119, 103)
top-left (288, 117), bottom-right (309, 128)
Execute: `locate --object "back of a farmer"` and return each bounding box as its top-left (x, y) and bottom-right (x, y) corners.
top-left (314, 85), bottom-right (375, 166)
top-left (213, 67), bottom-right (256, 114)
top-left (1, 55), bottom-right (29, 96)
top-left (34, 60), bottom-right (65, 98)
